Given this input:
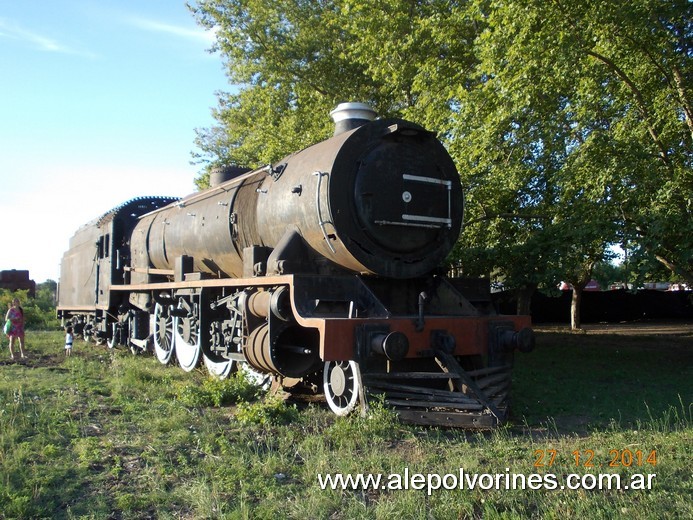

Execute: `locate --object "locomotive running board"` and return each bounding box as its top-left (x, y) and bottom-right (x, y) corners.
top-left (360, 357), bottom-right (512, 429)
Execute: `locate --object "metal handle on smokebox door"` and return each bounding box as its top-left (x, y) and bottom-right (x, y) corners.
top-left (313, 171), bottom-right (336, 254)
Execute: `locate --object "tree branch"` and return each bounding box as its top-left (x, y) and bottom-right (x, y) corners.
top-left (585, 49), bottom-right (671, 168)
top-left (655, 254), bottom-right (693, 287)
top-left (672, 66), bottom-right (693, 141)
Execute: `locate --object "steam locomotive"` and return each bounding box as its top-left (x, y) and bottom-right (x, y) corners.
top-left (57, 103), bottom-right (533, 428)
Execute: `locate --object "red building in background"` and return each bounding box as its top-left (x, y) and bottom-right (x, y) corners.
top-left (0, 270), bottom-right (36, 297)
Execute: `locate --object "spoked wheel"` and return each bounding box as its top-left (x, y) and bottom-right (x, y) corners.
top-left (323, 360), bottom-right (361, 416)
top-left (106, 319), bottom-right (131, 350)
top-left (82, 323), bottom-right (94, 344)
top-left (203, 355), bottom-right (236, 380)
top-left (106, 322), bottom-right (118, 349)
top-left (174, 299), bottom-right (202, 372)
top-left (153, 303), bottom-right (175, 364)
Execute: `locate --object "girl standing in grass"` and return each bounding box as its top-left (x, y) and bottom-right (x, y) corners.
top-left (5, 298), bottom-right (26, 360)
top-left (65, 326), bottom-right (74, 357)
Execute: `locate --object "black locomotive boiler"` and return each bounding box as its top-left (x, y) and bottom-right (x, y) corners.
top-left (58, 103), bottom-right (533, 427)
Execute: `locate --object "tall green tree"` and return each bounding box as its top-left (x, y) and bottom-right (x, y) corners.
top-left (464, 0), bottom-right (692, 287)
top-left (190, 0), bottom-right (691, 327)
top-left (427, 0), bottom-right (691, 325)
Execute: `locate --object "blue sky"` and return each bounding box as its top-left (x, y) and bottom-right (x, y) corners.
top-left (0, 0), bottom-right (229, 283)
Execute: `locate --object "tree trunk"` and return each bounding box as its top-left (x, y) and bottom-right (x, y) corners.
top-left (516, 283), bottom-right (537, 316)
top-left (571, 287), bottom-right (583, 330)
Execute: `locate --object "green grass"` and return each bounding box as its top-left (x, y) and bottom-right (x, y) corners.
top-left (512, 329), bottom-right (692, 431)
top-left (0, 328), bottom-right (690, 519)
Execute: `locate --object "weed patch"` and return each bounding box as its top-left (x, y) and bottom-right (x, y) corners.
top-left (235, 396), bottom-right (299, 426)
top-left (177, 371), bottom-right (261, 408)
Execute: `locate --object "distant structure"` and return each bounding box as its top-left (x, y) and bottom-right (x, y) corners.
top-left (0, 270), bottom-right (36, 297)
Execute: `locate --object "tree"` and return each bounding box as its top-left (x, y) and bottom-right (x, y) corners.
top-left (189, 0), bottom-right (691, 327)
top-left (480, 0), bottom-right (693, 287)
top-left (432, 1), bottom-right (616, 324)
top-left (189, 0), bottom-right (386, 186)
top-left (440, 0), bottom-right (691, 326)
top-left (189, 0), bottom-right (482, 178)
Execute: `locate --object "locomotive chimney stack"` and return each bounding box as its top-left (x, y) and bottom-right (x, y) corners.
top-left (330, 102), bottom-right (377, 136)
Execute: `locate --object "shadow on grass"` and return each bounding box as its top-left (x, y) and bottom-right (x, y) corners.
top-left (510, 327), bottom-right (692, 435)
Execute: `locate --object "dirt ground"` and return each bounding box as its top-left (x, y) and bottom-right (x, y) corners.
top-left (2, 321), bottom-right (691, 369)
top-left (534, 320), bottom-right (693, 337)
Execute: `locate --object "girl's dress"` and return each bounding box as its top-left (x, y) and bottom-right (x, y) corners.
top-left (5, 307), bottom-right (24, 337)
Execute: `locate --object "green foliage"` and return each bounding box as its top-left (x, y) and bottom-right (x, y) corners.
top-left (591, 261), bottom-right (628, 290)
top-left (0, 285), bottom-right (60, 330)
top-left (177, 371), bottom-right (262, 407)
top-left (189, 0), bottom-right (379, 179)
top-left (466, 0), bottom-right (691, 288)
top-left (235, 395), bottom-right (299, 425)
top-left (189, 0), bottom-right (692, 299)
top-left (324, 395), bottom-right (402, 446)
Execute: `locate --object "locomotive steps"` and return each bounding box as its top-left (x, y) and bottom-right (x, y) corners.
top-left (360, 354), bottom-right (512, 429)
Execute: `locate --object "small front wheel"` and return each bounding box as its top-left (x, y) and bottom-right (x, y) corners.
top-left (323, 360), bottom-right (361, 416)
